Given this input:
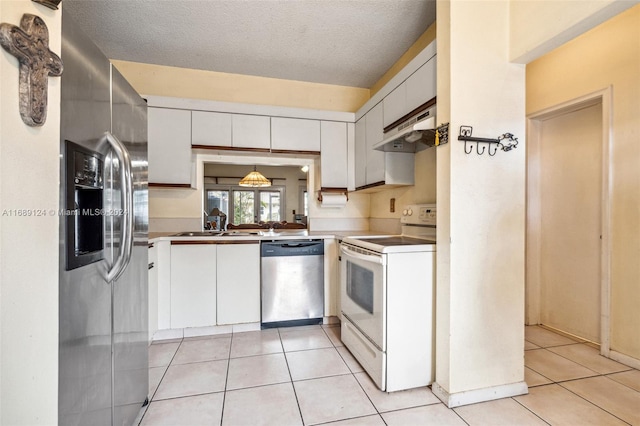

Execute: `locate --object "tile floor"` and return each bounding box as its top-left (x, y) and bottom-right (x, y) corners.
top-left (139, 324), bottom-right (640, 425)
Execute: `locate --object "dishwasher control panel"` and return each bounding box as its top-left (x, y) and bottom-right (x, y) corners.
top-left (261, 240), bottom-right (324, 257)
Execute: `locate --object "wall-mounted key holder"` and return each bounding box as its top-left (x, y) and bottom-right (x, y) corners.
top-left (435, 123), bottom-right (449, 146)
top-left (458, 126), bottom-right (518, 156)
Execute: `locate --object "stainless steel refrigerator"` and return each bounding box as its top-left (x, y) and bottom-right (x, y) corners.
top-left (59, 9), bottom-right (149, 426)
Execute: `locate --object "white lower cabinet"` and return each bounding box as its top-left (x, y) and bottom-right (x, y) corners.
top-left (170, 243), bottom-right (217, 329)
top-left (216, 242), bottom-right (260, 325)
top-left (156, 240), bottom-right (171, 330)
top-left (148, 242), bottom-right (158, 342)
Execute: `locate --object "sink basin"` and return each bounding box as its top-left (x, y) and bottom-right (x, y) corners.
top-left (259, 229), bottom-right (309, 237)
top-left (171, 231), bottom-right (223, 237)
top-left (219, 231), bottom-right (261, 236)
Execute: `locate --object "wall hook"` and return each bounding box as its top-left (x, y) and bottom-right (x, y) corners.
top-left (457, 126), bottom-right (518, 156)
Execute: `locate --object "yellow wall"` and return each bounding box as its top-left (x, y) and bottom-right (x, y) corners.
top-left (370, 22), bottom-right (437, 96)
top-left (509, 0), bottom-right (638, 63)
top-left (369, 148), bottom-right (437, 218)
top-left (526, 5), bottom-right (640, 361)
top-left (113, 21), bottom-right (437, 114)
top-left (112, 60), bottom-right (369, 113)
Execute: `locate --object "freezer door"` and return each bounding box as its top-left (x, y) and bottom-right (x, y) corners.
top-left (110, 65), bottom-right (149, 426)
top-left (59, 9), bottom-right (113, 425)
top-left (59, 9), bottom-right (149, 426)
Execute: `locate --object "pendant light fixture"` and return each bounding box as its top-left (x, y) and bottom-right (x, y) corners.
top-left (239, 166), bottom-right (271, 187)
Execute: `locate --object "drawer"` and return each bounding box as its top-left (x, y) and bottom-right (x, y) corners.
top-left (341, 318), bottom-right (386, 391)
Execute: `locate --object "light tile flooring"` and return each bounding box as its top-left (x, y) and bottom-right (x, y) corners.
top-left (139, 324), bottom-right (640, 425)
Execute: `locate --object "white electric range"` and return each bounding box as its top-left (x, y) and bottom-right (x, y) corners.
top-left (340, 204), bottom-right (436, 392)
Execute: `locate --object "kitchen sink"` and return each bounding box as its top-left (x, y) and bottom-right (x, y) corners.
top-left (171, 229), bottom-right (308, 237)
top-left (171, 231), bottom-right (224, 237)
top-left (259, 229), bottom-right (309, 237)
top-left (219, 231), bottom-right (262, 236)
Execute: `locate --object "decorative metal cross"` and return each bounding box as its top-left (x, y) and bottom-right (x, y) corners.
top-left (0, 14), bottom-right (63, 127)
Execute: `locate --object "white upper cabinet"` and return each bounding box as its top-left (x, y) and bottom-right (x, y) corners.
top-left (365, 102), bottom-right (385, 185)
top-left (271, 117), bottom-right (321, 152)
top-left (148, 107), bottom-right (192, 185)
top-left (191, 111), bottom-right (232, 147)
top-left (232, 114), bottom-right (271, 149)
top-left (354, 118), bottom-right (366, 189)
top-left (383, 84), bottom-right (407, 128)
top-left (383, 57), bottom-right (436, 130)
top-left (320, 121), bottom-right (348, 188)
top-left (406, 58), bottom-right (436, 113)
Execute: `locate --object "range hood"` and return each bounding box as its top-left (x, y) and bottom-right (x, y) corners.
top-left (373, 106), bottom-right (436, 153)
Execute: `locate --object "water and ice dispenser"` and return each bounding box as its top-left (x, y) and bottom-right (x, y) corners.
top-left (65, 141), bottom-right (105, 270)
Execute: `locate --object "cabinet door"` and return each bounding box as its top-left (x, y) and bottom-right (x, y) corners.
top-left (406, 58), bottom-right (436, 113)
top-left (383, 83), bottom-right (406, 127)
top-left (216, 243), bottom-right (260, 325)
top-left (148, 107), bottom-right (192, 184)
top-left (232, 114), bottom-right (271, 149)
top-left (347, 122), bottom-right (356, 192)
top-left (365, 103), bottom-right (385, 185)
top-left (354, 118), bottom-right (367, 189)
top-left (170, 243), bottom-right (217, 328)
top-left (271, 117), bottom-right (321, 152)
top-left (148, 243), bottom-right (158, 341)
top-left (320, 121), bottom-right (348, 188)
top-left (192, 111), bottom-right (232, 147)
top-left (156, 241), bottom-right (171, 330)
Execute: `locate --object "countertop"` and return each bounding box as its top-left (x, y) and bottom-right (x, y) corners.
top-left (148, 230), bottom-right (386, 243)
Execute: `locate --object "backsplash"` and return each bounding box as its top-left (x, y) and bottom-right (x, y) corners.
top-left (369, 218), bottom-right (401, 234)
top-left (149, 217), bottom-right (202, 233)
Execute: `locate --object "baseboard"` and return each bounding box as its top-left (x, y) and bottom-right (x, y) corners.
top-left (432, 381), bottom-right (529, 408)
top-left (608, 350), bottom-right (640, 370)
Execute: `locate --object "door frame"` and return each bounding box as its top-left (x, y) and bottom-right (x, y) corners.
top-left (526, 87), bottom-right (612, 355)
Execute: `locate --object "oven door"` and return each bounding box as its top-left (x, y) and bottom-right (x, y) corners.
top-left (340, 242), bottom-right (386, 350)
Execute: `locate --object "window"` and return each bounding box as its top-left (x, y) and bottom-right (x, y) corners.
top-left (204, 184), bottom-right (285, 228)
top-left (204, 190), bottom-right (229, 230)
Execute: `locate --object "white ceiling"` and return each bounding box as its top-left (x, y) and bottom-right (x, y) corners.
top-left (63, 0), bottom-right (436, 89)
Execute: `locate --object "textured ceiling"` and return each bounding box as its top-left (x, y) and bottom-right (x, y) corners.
top-left (63, 0), bottom-right (436, 89)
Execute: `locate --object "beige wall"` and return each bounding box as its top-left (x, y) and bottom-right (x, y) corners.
top-left (0, 1), bottom-right (60, 424)
top-left (370, 22), bottom-right (437, 96)
top-left (369, 147), bottom-right (437, 218)
top-left (526, 5), bottom-right (640, 362)
top-left (113, 60), bottom-right (369, 113)
top-left (509, 0), bottom-right (639, 63)
top-left (433, 0), bottom-right (527, 406)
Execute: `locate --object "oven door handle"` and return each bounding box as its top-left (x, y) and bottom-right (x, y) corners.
top-left (340, 245), bottom-right (385, 265)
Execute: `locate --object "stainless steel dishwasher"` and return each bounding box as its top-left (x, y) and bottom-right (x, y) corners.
top-left (261, 240), bottom-right (324, 328)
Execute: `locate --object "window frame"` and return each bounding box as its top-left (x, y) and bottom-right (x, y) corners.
top-left (203, 183), bottom-right (286, 226)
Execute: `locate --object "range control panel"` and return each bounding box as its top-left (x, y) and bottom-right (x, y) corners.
top-left (400, 204), bottom-right (436, 226)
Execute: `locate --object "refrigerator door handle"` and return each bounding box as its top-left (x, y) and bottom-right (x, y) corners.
top-left (101, 131), bottom-right (134, 283)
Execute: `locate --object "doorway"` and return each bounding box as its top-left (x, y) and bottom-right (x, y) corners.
top-left (526, 89), bottom-right (611, 347)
